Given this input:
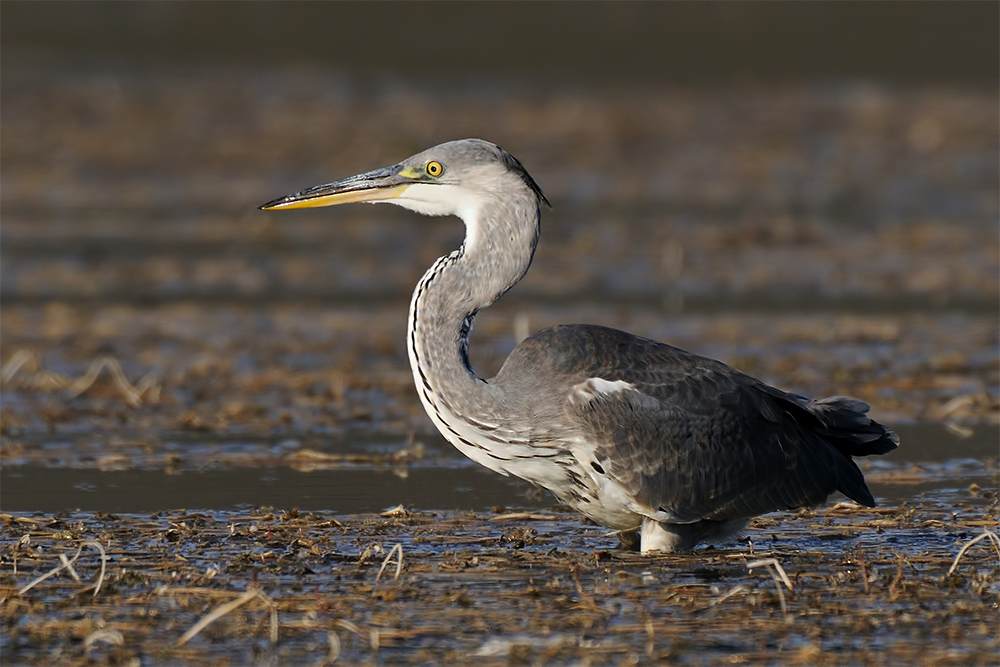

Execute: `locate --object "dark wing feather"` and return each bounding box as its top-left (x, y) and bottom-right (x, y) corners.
top-left (498, 324), bottom-right (897, 523)
top-left (572, 379), bottom-right (844, 522)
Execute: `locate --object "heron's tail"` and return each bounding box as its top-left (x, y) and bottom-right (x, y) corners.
top-left (808, 396), bottom-right (899, 457)
top-left (806, 396), bottom-right (898, 507)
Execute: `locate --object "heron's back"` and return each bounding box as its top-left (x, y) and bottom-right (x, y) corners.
top-left (495, 324), bottom-right (898, 525)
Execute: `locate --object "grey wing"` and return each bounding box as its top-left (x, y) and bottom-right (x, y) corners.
top-left (505, 324), bottom-right (884, 524)
top-left (569, 371), bottom-right (845, 523)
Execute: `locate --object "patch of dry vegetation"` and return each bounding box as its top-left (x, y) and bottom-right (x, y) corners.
top-left (2, 501), bottom-right (997, 665)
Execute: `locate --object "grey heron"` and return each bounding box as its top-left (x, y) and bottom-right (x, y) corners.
top-left (261, 138), bottom-right (898, 552)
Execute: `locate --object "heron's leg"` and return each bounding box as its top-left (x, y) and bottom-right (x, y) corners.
top-left (640, 518), bottom-right (692, 553)
top-left (640, 517), bottom-right (748, 553)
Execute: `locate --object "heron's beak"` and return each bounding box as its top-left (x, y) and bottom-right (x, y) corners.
top-left (259, 165), bottom-right (413, 210)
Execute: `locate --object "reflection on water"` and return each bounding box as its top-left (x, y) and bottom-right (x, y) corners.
top-left (0, 465), bottom-right (547, 515)
top-left (3, 424), bottom-right (995, 514)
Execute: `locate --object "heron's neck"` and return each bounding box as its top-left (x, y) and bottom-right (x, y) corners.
top-left (407, 197), bottom-right (539, 421)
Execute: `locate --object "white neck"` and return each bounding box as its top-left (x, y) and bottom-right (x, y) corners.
top-left (403, 189), bottom-right (541, 472)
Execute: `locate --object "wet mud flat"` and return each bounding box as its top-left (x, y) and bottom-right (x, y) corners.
top-left (2, 500), bottom-right (998, 666)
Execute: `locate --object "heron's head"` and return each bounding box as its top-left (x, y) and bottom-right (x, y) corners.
top-left (260, 139), bottom-right (548, 222)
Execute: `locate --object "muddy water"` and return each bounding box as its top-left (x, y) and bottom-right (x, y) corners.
top-left (1, 424), bottom-right (997, 515)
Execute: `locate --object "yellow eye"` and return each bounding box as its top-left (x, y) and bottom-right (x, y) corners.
top-left (426, 161), bottom-right (443, 177)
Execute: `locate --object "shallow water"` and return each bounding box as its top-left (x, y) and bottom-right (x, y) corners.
top-left (1, 424), bottom-right (997, 515)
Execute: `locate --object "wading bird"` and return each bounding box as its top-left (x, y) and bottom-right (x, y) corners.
top-left (261, 139), bottom-right (898, 552)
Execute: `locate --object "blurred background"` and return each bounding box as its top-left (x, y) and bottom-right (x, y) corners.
top-left (1, 2), bottom-right (997, 510)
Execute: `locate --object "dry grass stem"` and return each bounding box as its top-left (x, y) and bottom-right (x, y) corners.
top-left (3, 501), bottom-right (998, 663)
top-left (943, 420), bottom-right (975, 439)
top-left (326, 630), bottom-right (342, 664)
top-left (571, 564), bottom-right (599, 608)
top-left (1, 349), bottom-right (36, 383)
top-left (711, 584), bottom-right (750, 605)
top-left (946, 530), bottom-right (1000, 577)
top-left (333, 619), bottom-right (364, 638)
top-left (83, 628), bottom-right (125, 651)
top-left (357, 543), bottom-right (380, 566)
top-left (856, 546), bottom-right (870, 594)
top-left (267, 594), bottom-right (279, 644)
top-left (58, 553), bottom-right (82, 582)
top-left (889, 555), bottom-right (907, 600)
top-left (938, 394), bottom-right (977, 419)
top-left (746, 558), bottom-right (794, 591)
top-left (65, 355), bottom-right (159, 407)
top-left (376, 544), bottom-right (403, 581)
top-left (17, 551), bottom-right (78, 594)
top-left (176, 587), bottom-right (263, 646)
top-left (12, 535), bottom-right (31, 575)
top-left (746, 557), bottom-right (793, 615)
top-left (78, 540), bottom-right (109, 598)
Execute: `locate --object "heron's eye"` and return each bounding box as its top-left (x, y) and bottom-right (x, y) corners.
top-left (426, 161), bottom-right (443, 177)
